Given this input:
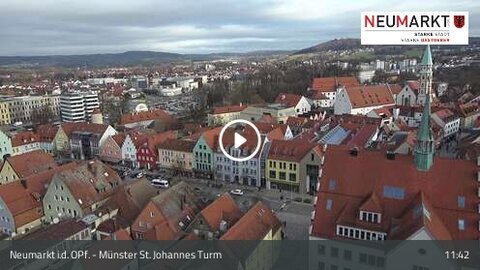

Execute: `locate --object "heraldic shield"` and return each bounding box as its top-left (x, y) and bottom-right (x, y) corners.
top-left (454, 15), bottom-right (465, 28)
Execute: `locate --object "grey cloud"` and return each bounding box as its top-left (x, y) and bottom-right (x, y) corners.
top-left (0, 0), bottom-right (478, 55)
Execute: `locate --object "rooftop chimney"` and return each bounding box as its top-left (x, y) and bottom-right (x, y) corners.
top-left (349, 147), bottom-right (359, 157)
top-left (386, 151), bottom-right (396, 160)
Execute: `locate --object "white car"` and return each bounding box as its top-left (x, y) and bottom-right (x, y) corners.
top-left (151, 179), bottom-right (169, 188)
top-left (136, 172), bottom-right (145, 178)
top-left (229, 189), bottom-right (244, 196)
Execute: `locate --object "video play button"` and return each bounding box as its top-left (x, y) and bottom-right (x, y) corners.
top-left (234, 132), bottom-right (247, 148)
top-left (219, 119), bottom-right (262, 162)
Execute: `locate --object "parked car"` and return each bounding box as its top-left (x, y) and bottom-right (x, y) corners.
top-left (151, 179), bottom-right (169, 188)
top-left (229, 189), bottom-right (244, 196)
top-left (136, 172), bottom-right (145, 179)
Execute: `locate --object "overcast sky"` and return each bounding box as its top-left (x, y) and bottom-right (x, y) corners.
top-left (0, 0), bottom-right (478, 56)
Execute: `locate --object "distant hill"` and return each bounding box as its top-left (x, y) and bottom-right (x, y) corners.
top-left (0, 50), bottom-right (293, 68)
top-left (294, 38), bottom-right (362, 55)
top-left (294, 37), bottom-right (480, 56)
top-left (0, 51), bottom-right (185, 67)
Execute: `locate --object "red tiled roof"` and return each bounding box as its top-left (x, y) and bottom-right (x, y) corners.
top-left (268, 139), bottom-right (316, 162)
top-left (406, 80), bottom-right (420, 92)
top-left (198, 193), bottom-right (242, 232)
top-left (221, 202), bottom-right (281, 240)
top-left (457, 103), bottom-right (480, 118)
top-left (4, 150), bottom-right (57, 178)
top-left (22, 219), bottom-right (87, 240)
top-left (388, 84), bottom-right (403, 95)
top-left (111, 133), bottom-right (126, 147)
top-left (142, 131), bottom-right (178, 152)
top-left (311, 76), bottom-right (360, 92)
top-left (212, 104), bottom-right (247, 114)
top-left (157, 138), bottom-right (197, 152)
top-left (23, 162), bottom-right (79, 198)
top-left (120, 109), bottom-right (175, 125)
top-left (55, 160), bottom-right (121, 209)
top-left (345, 85), bottom-right (395, 109)
top-left (11, 131), bottom-right (39, 147)
top-left (311, 145), bottom-right (479, 240)
top-left (201, 127), bottom-right (223, 149)
top-left (0, 181), bottom-right (42, 227)
top-left (274, 93), bottom-right (302, 108)
top-left (61, 122), bottom-right (110, 136)
top-left (104, 228), bottom-right (133, 240)
top-left (35, 124), bottom-right (59, 142)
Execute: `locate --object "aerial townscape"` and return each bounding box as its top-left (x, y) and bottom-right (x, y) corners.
top-left (0, 6), bottom-right (480, 269)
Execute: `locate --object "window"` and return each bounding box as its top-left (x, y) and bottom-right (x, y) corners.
top-left (458, 219), bottom-right (465, 230)
top-left (317, 262), bottom-right (325, 270)
top-left (150, 212), bottom-right (154, 218)
top-left (458, 196), bottom-right (466, 208)
top-left (279, 172), bottom-right (286, 180)
top-left (326, 199), bottom-right (333, 210)
top-left (328, 179), bottom-right (336, 190)
top-left (289, 173), bottom-right (296, 181)
top-left (330, 247), bottom-right (338, 258)
top-left (359, 253), bottom-right (367, 264)
top-left (344, 250), bottom-right (352, 261)
top-left (317, 244), bottom-right (325, 255)
top-left (269, 171), bottom-right (276, 179)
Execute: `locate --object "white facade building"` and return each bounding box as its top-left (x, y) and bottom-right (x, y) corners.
top-left (60, 91), bottom-right (100, 123)
top-left (3, 95), bottom-right (60, 124)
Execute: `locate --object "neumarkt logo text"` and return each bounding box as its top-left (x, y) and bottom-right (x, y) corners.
top-left (361, 12), bottom-right (469, 45)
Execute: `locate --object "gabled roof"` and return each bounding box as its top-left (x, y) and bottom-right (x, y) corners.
top-left (457, 102), bottom-right (480, 118)
top-left (268, 139), bottom-right (316, 162)
top-left (406, 81), bottom-right (420, 92)
top-left (54, 160), bottom-right (121, 209)
top-left (212, 104), bottom-right (247, 114)
top-left (22, 162), bottom-right (79, 198)
top-left (4, 150), bottom-right (57, 178)
top-left (274, 93), bottom-right (303, 108)
top-left (0, 181), bottom-right (42, 227)
top-left (157, 138), bottom-right (197, 153)
top-left (120, 109), bottom-right (175, 125)
top-left (198, 193), bottom-right (243, 232)
top-left (61, 122), bottom-right (110, 136)
top-left (311, 145), bottom-right (479, 240)
top-left (138, 182), bottom-right (205, 240)
top-left (220, 202), bottom-right (281, 240)
top-left (200, 127), bottom-right (223, 149)
top-left (11, 131), bottom-right (39, 147)
top-left (344, 84), bottom-right (395, 109)
top-left (141, 130), bottom-right (178, 153)
top-left (311, 76), bottom-right (360, 92)
top-left (35, 124), bottom-right (59, 142)
top-left (111, 133), bottom-right (127, 147)
top-left (21, 219), bottom-right (87, 240)
top-left (101, 178), bottom-right (158, 227)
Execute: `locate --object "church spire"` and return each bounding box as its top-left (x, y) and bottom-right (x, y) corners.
top-left (417, 45), bottom-right (434, 105)
top-left (414, 81), bottom-right (434, 171)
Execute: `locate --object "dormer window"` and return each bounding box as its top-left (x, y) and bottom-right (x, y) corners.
top-left (359, 210), bottom-right (381, 223)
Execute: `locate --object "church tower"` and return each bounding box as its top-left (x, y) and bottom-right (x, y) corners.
top-left (414, 86), bottom-right (434, 171)
top-left (417, 45), bottom-right (433, 105)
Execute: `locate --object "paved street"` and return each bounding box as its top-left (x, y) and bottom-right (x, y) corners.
top-left (176, 176), bottom-right (314, 240)
top-left (110, 164), bottom-right (314, 240)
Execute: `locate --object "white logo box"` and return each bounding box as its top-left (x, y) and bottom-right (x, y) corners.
top-left (361, 12), bottom-right (469, 45)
